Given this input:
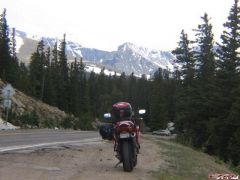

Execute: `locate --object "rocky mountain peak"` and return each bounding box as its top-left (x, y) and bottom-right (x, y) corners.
top-left (15, 30), bottom-right (177, 76)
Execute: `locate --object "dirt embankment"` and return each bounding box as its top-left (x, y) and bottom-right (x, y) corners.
top-left (0, 137), bottom-right (162, 180)
top-left (0, 79), bottom-right (67, 121)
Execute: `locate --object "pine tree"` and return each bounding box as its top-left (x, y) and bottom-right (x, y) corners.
top-left (88, 71), bottom-right (97, 117)
top-left (194, 13), bottom-right (215, 81)
top-left (7, 27), bottom-right (20, 86)
top-left (228, 83), bottom-right (240, 165)
top-left (29, 40), bottom-right (46, 99)
top-left (135, 75), bottom-right (149, 109)
top-left (110, 73), bottom-right (123, 108)
top-left (0, 9), bottom-right (11, 81)
top-left (135, 75), bottom-right (151, 125)
top-left (116, 72), bottom-right (127, 100)
top-left (216, 0), bottom-right (240, 118)
top-left (80, 73), bottom-right (91, 130)
top-left (214, 0), bottom-right (240, 162)
top-left (172, 30), bottom-right (197, 143)
top-left (149, 68), bottom-right (169, 130)
top-left (96, 68), bottom-right (111, 116)
top-left (50, 41), bottom-right (59, 106)
top-left (172, 30), bottom-right (195, 86)
top-left (78, 58), bottom-right (87, 113)
top-left (43, 47), bottom-right (55, 104)
top-left (18, 62), bottom-right (30, 93)
top-left (127, 73), bottom-right (137, 106)
top-left (68, 58), bottom-right (87, 116)
top-left (69, 58), bottom-right (79, 115)
top-left (191, 13), bottom-right (217, 147)
top-left (57, 34), bottom-right (69, 111)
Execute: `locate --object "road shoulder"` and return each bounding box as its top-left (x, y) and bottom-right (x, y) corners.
top-left (0, 136), bottom-right (162, 180)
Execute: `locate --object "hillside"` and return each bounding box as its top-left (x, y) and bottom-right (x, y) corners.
top-left (0, 79), bottom-right (67, 126)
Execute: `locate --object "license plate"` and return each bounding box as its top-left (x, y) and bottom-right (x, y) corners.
top-left (120, 133), bottom-right (130, 139)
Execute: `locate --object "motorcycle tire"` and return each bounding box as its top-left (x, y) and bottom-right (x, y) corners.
top-left (132, 139), bottom-right (138, 167)
top-left (122, 140), bottom-right (134, 172)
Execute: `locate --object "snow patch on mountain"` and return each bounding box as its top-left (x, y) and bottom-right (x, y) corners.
top-left (15, 30), bottom-right (177, 77)
top-left (15, 36), bottom-right (24, 53)
top-left (85, 64), bottom-right (120, 76)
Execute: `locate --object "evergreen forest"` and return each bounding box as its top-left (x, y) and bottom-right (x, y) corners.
top-left (0, 0), bottom-right (240, 167)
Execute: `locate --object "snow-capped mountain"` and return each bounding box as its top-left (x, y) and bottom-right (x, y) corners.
top-left (105, 42), bottom-right (176, 76)
top-left (15, 30), bottom-right (177, 77)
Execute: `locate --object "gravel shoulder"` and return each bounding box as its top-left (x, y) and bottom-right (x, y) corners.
top-left (0, 135), bottom-right (162, 180)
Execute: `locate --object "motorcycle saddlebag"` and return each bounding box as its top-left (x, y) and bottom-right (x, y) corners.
top-left (99, 124), bottom-right (114, 140)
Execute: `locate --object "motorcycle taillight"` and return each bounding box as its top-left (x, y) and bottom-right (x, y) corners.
top-left (117, 125), bottom-right (134, 133)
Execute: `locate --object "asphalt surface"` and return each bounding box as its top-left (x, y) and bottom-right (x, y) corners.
top-left (0, 129), bottom-right (100, 153)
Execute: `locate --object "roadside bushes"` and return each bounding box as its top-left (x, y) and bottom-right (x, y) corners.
top-left (78, 113), bottom-right (93, 130)
top-left (41, 118), bottom-right (59, 129)
top-left (3, 109), bottom-right (94, 130)
top-left (60, 114), bottom-right (94, 130)
top-left (18, 111), bottom-right (40, 128)
top-left (60, 115), bottom-right (75, 129)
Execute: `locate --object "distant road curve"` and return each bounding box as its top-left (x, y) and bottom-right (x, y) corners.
top-left (0, 129), bottom-right (100, 153)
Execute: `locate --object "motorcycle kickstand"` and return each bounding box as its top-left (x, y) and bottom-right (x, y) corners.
top-left (114, 161), bottom-right (122, 168)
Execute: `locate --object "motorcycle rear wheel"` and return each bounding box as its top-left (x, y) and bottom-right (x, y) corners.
top-left (122, 140), bottom-right (134, 172)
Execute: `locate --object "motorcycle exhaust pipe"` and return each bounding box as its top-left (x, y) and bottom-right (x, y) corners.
top-left (131, 132), bottom-right (136, 138)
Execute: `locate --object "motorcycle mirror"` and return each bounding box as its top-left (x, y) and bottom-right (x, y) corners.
top-left (104, 113), bottom-right (112, 120)
top-left (138, 109), bottom-right (146, 115)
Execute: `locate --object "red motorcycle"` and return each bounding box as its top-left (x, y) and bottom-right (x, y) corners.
top-left (100, 102), bottom-right (146, 172)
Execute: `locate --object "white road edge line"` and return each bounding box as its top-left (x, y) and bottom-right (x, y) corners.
top-left (0, 131), bottom-right (94, 136)
top-left (0, 137), bottom-right (102, 153)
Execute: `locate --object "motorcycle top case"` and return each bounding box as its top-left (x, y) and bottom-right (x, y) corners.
top-left (99, 124), bottom-right (114, 140)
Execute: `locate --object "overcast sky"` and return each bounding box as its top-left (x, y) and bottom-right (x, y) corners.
top-left (0, 0), bottom-right (234, 51)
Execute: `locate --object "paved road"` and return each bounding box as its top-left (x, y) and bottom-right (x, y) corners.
top-left (0, 129), bottom-right (100, 153)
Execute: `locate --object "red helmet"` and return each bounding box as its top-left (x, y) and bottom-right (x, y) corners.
top-left (112, 102), bottom-right (133, 120)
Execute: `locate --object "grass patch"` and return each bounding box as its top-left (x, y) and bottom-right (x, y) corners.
top-left (230, 165), bottom-right (240, 175)
top-left (151, 137), bottom-right (234, 180)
